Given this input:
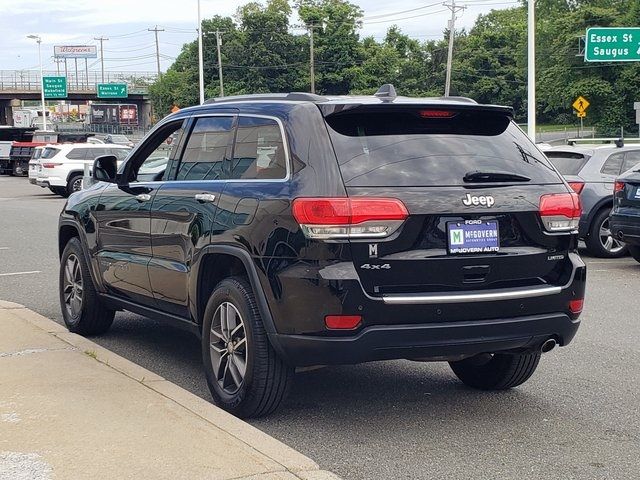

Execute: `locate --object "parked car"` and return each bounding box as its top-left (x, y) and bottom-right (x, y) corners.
top-left (104, 134), bottom-right (134, 148)
top-left (611, 166), bottom-right (640, 263)
top-left (28, 146), bottom-right (44, 185)
top-left (544, 144), bottom-right (640, 257)
top-left (36, 144), bottom-right (130, 196)
top-left (58, 86), bottom-right (586, 418)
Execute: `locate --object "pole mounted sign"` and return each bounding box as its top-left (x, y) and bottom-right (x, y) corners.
top-left (97, 83), bottom-right (128, 98)
top-left (43, 76), bottom-right (67, 99)
top-left (585, 27), bottom-right (640, 62)
top-left (572, 96), bottom-right (590, 116)
top-left (54, 45), bottom-right (97, 59)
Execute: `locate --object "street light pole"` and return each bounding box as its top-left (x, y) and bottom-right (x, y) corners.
top-left (27, 35), bottom-right (47, 131)
top-left (197, 0), bottom-right (205, 104)
top-left (527, 0), bottom-right (536, 141)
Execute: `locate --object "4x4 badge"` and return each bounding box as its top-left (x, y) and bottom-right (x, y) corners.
top-left (462, 193), bottom-right (495, 207)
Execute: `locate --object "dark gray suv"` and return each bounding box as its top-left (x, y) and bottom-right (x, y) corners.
top-left (545, 144), bottom-right (640, 257)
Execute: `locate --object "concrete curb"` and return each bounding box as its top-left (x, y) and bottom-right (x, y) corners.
top-left (0, 300), bottom-right (341, 480)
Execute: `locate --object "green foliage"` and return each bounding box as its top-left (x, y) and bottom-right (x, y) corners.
top-left (149, 0), bottom-right (640, 133)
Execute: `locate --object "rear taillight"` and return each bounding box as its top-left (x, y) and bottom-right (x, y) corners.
top-left (419, 109), bottom-right (457, 118)
top-left (42, 163), bottom-right (62, 168)
top-left (539, 192), bottom-right (581, 232)
top-left (292, 197), bottom-right (408, 240)
top-left (614, 181), bottom-right (625, 193)
top-left (568, 181), bottom-right (585, 195)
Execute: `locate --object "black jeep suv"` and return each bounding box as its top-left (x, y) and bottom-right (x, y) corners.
top-left (58, 86), bottom-right (586, 417)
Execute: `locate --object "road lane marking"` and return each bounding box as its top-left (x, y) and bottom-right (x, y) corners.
top-left (0, 270), bottom-right (41, 277)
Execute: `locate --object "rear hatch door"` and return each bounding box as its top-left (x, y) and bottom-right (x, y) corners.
top-left (323, 104), bottom-right (576, 296)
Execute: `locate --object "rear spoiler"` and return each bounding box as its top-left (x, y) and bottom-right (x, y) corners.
top-left (567, 137), bottom-right (640, 147)
top-left (319, 102), bottom-right (514, 118)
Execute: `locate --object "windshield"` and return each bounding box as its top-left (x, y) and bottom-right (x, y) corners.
top-left (325, 108), bottom-right (561, 187)
top-left (545, 151), bottom-right (589, 175)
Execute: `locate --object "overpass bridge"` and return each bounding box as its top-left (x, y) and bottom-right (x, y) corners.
top-left (0, 70), bottom-right (157, 129)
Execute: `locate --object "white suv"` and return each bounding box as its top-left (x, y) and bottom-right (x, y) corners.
top-left (35, 143), bottom-right (130, 196)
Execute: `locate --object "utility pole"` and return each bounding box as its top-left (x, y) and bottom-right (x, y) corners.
top-left (148, 25), bottom-right (165, 78)
top-left (443, 0), bottom-right (465, 96)
top-left (94, 36), bottom-right (109, 83)
top-left (215, 30), bottom-right (224, 97)
top-left (527, 0), bottom-right (536, 141)
top-left (197, 0), bottom-right (205, 104)
top-left (307, 24), bottom-right (316, 94)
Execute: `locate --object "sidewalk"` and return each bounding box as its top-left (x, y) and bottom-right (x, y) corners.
top-left (0, 301), bottom-right (340, 480)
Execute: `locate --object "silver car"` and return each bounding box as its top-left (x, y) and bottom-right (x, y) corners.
top-left (545, 144), bottom-right (640, 257)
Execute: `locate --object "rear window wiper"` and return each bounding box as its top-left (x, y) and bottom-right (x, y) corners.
top-left (463, 170), bottom-right (531, 183)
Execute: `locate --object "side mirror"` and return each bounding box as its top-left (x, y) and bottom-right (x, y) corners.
top-left (93, 155), bottom-right (118, 183)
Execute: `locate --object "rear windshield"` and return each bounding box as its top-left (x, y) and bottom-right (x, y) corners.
top-left (545, 151), bottom-right (589, 175)
top-left (325, 108), bottom-right (562, 187)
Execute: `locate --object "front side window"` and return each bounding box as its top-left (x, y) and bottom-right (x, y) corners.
top-left (230, 117), bottom-right (287, 180)
top-left (177, 116), bottom-right (233, 181)
top-left (129, 120), bottom-right (185, 182)
top-left (601, 152), bottom-right (624, 176)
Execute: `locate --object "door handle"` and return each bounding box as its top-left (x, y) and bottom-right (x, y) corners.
top-left (195, 193), bottom-right (216, 203)
top-left (135, 193), bottom-right (152, 202)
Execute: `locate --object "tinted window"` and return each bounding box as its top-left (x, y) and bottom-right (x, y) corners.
top-left (326, 108), bottom-right (561, 187)
top-left (66, 148), bottom-right (89, 160)
top-left (230, 117), bottom-right (287, 180)
top-left (601, 152), bottom-right (624, 175)
top-left (545, 151), bottom-right (589, 175)
top-left (41, 147), bottom-right (60, 159)
top-left (622, 151), bottom-right (640, 173)
top-left (177, 116), bottom-right (233, 181)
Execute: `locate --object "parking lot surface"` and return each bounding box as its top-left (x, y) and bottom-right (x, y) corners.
top-left (1, 176), bottom-right (639, 479)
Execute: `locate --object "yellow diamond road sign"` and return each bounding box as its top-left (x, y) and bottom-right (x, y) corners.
top-left (573, 96), bottom-right (590, 113)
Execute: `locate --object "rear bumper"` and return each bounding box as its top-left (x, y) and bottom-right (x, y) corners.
top-left (268, 253), bottom-right (586, 366)
top-left (37, 175), bottom-right (65, 187)
top-left (610, 212), bottom-right (640, 246)
top-left (271, 312), bottom-right (580, 366)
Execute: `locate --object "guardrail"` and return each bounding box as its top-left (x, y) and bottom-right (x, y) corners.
top-left (0, 70), bottom-right (157, 93)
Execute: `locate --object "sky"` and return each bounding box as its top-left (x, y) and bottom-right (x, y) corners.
top-left (0, 0), bottom-right (519, 74)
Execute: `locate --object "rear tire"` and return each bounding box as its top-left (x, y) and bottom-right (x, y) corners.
top-left (66, 174), bottom-right (83, 197)
top-left (59, 237), bottom-right (114, 335)
top-left (202, 277), bottom-right (294, 418)
top-left (628, 245), bottom-right (640, 263)
top-left (449, 351), bottom-right (541, 390)
top-left (585, 208), bottom-right (627, 258)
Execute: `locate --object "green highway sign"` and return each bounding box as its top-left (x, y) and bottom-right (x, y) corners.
top-left (43, 76), bottom-right (67, 98)
top-left (585, 27), bottom-right (640, 62)
top-left (97, 83), bottom-right (128, 98)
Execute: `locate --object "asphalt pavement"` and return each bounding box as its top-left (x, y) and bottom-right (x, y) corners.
top-left (1, 176), bottom-right (639, 479)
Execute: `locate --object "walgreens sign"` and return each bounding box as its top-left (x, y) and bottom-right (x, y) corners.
top-left (54, 45), bottom-right (97, 59)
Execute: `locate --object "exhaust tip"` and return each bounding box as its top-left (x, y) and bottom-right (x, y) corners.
top-left (541, 338), bottom-right (557, 353)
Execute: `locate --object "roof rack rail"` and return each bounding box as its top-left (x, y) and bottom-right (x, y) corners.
top-left (438, 96), bottom-right (477, 104)
top-left (204, 92), bottom-right (327, 104)
top-left (566, 137), bottom-right (640, 147)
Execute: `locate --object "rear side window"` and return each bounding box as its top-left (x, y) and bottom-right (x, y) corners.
top-left (177, 116), bottom-right (233, 181)
top-left (601, 152), bottom-right (624, 175)
top-left (230, 117), bottom-right (287, 180)
top-left (66, 148), bottom-right (89, 160)
top-left (109, 148), bottom-right (130, 161)
top-left (545, 151), bottom-right (589, 175)
top-left (41, 147), bottom-right (60, 159)
top-left (325, 108), bottom-right (561, 187)
top-left (622, 151), bottom-right (640, 173)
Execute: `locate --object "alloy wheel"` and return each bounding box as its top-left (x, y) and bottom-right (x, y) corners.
top-left (599, 217), bottom-right (625, 254)
top-left (62, 254), bottom-right (83, 318)
top-left (72, 177), bottom-right (83, 192)
top-left (209, 302), bottom-right (248, 395)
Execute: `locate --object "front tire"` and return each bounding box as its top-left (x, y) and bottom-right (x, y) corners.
top-left (585, 209), bottom-right (627, 258)
top-left (449, 351), bottom-right (541, 390)
top-left (202, 277), bottom-right (294, 418)
top-left (59, 237), bottom-right (114, 335)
